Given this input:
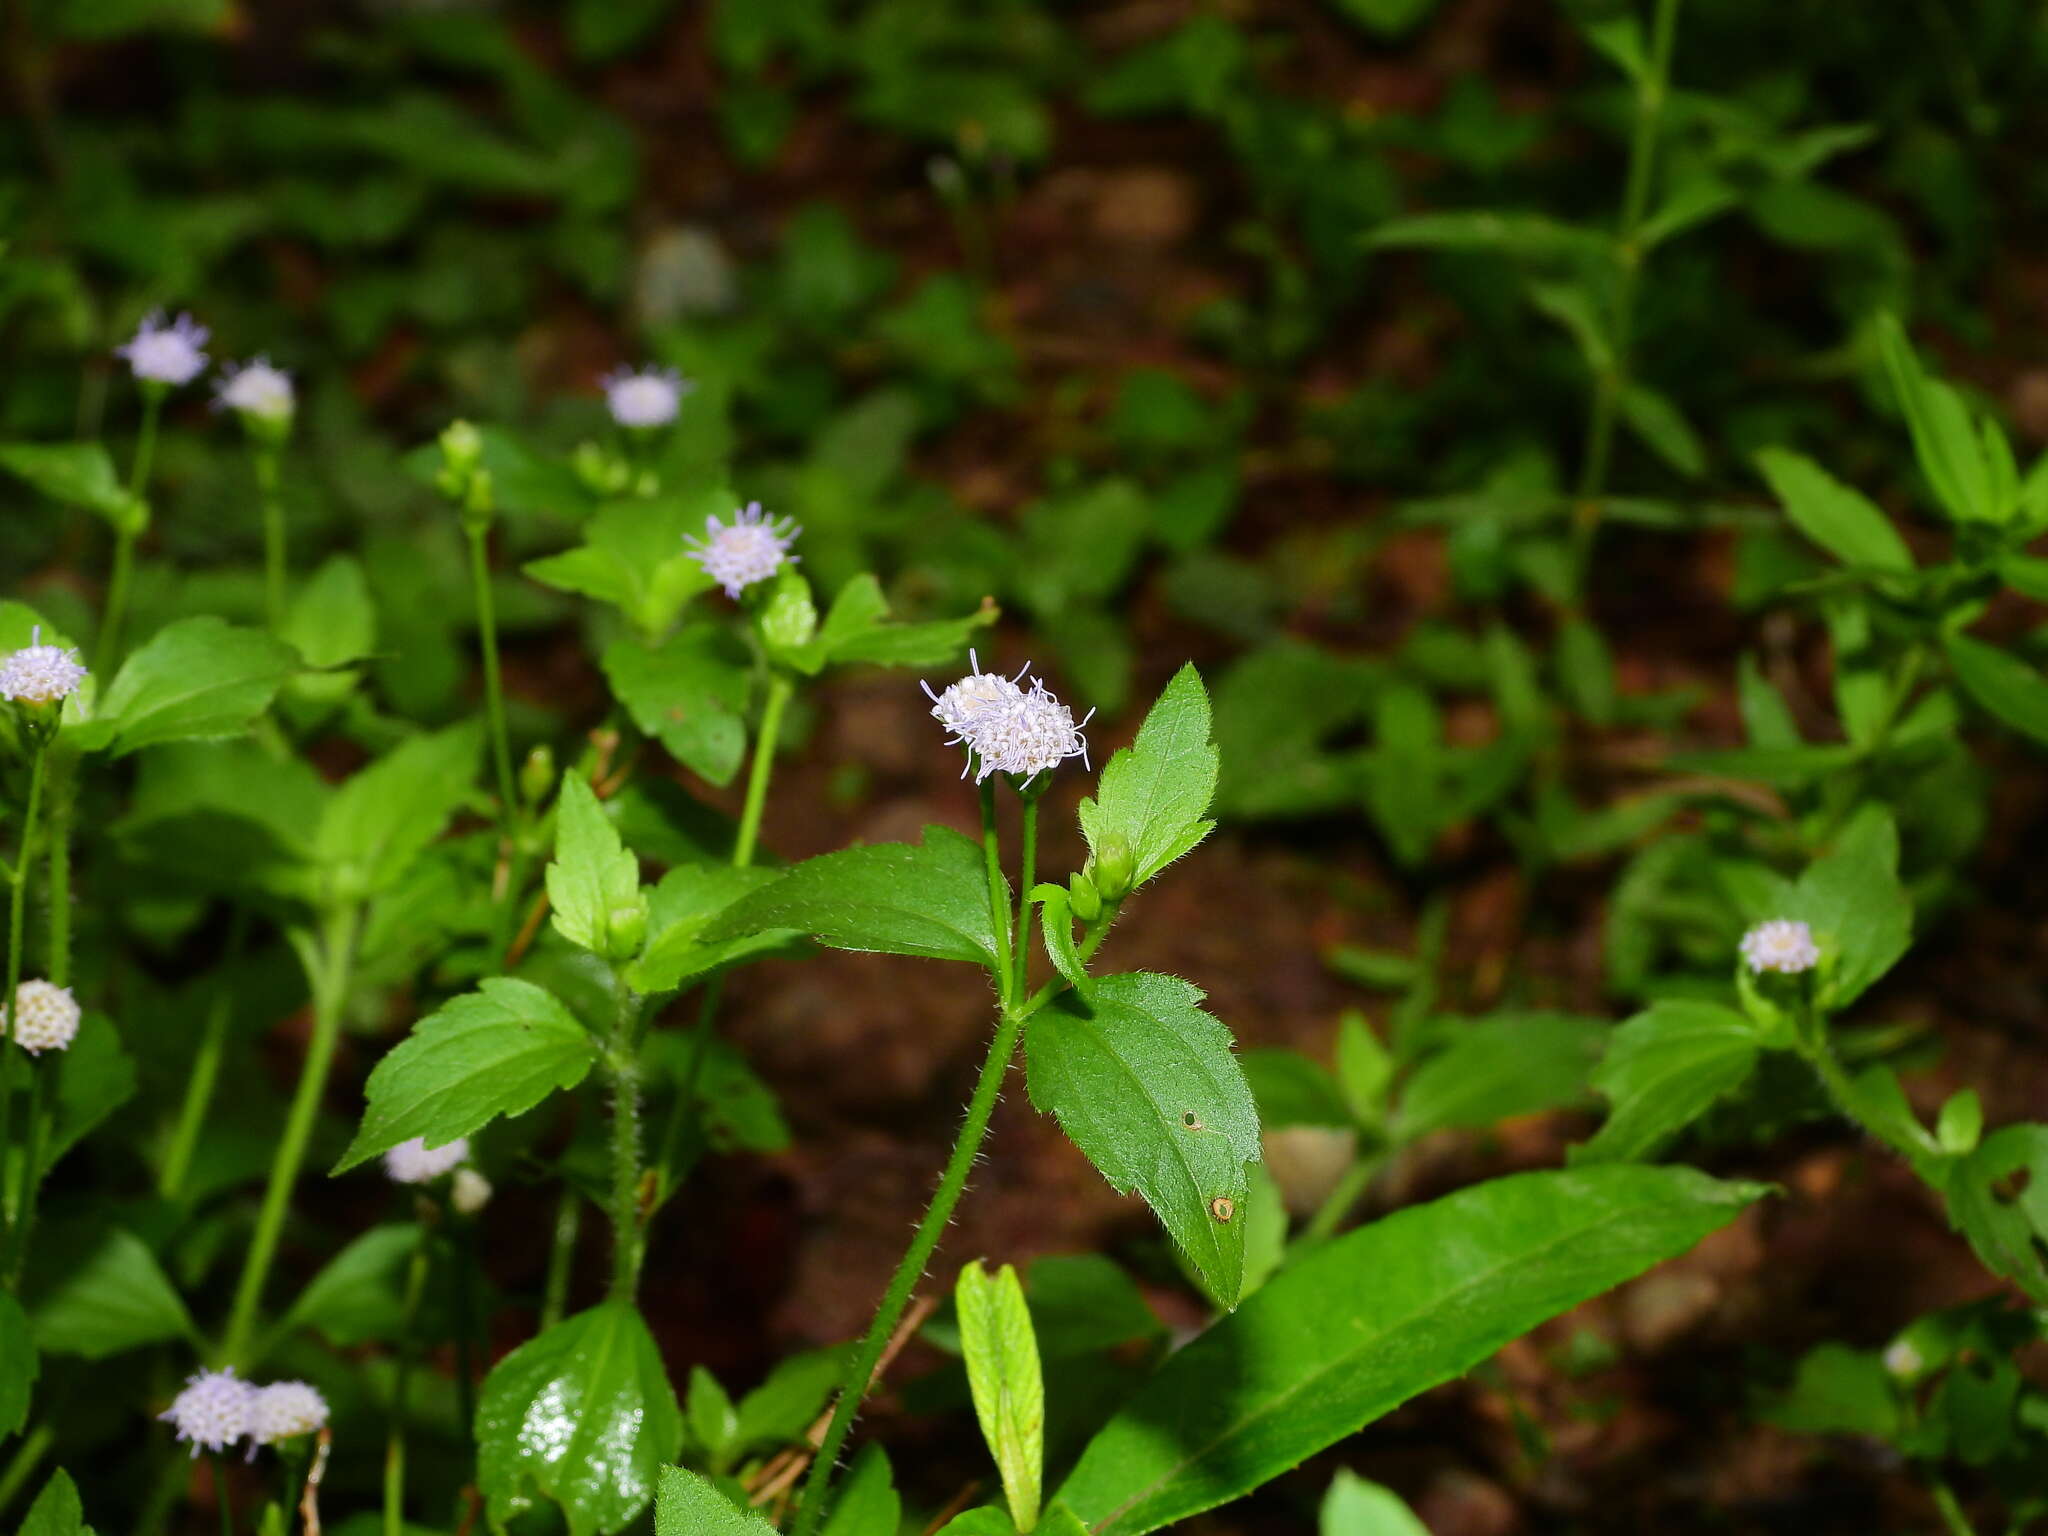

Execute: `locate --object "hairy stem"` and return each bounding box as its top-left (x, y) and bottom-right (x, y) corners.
top-left (605, 981), bottom-right (646, 1304)
top-left (979, 780), bottom-right (1013, 1010)
top-left (1013, 796), bottom-right (1038, 1003)
top-left (221, 903), bottom-right (360, 1366)
top-left (1300, 1146), bottom-right (1389, 1247)
top-left (1569, 0), bottom-right (1681, 595)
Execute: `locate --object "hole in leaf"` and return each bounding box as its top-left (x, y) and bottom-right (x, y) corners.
top-left (1209, 1196), bottom-right (1235, 1223)
top-left (1181, 1111), bottom-right (1203, 1130)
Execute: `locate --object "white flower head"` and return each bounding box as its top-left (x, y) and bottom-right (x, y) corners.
top-left (450, 1166), bottom-right (492, 1216)
top-left (248, 1380), bottom-right (329, 1445)
top-left (602, 364), bottom-right (691, 429)
top-left (117, 310), bottom-right (210, 387)
top-left (1740, 918), bottom-right (1820, 976)
top-left (9, 980), bottom-right (80, 1056)
top-left (215, 357), bottom-right (295, 423)
top-left (0, 627), bottom-right (87, 707)
top-left (1883, 1339), bottom-right (1924, 1379)
top-left (382, 1134), bottom-right (469, 1184)
top-left (685, 501), bottom-right (800, 599)
top-left (924, 654), bottom-right (1091, 785)
top-left (160, 1368), bottom-right (253, 1456)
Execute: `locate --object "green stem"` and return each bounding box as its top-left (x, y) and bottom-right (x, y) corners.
top-left (0, 744), bottom-right (46, 1241)
top-left (7, 1060), bottom-right (49, 1284)
top-left (733, 672), bottom-right (793, 868)
top-left (384, 1229), bottom-right (430, 1536)
top-left (0, 1424), bottom-right (52, 1519)
top-left (211, 1452), bottom-right (235, 1536)
top-left (1929, 1476), bottom-right (1977, 1536)
top-left (1012, 796), bottom-right (1038, 1003)
top-left (465, 524), bottom-right (519, 833)
top-left (979, 780), bottom-right (1013, 1010)
top-left (161, 912), bottom-right (248, 1200)
top-left (789, 1000), bottom-right (1028, 1536)
top-left (42, 752), bottom-right (71, 990)
top-left (605, 981), bottom-right (646, 1304)
top-left (539, 1184), bottom-right (582, 1332)
top-left (1569, 0), bottom-right (1681, 596)
top-left (257, 446), bottom-right (287, 633)
top-left (652, 977), bottom-right (724, 1209)
top-left (221, 903), bottom-right (360, 1366)
top-left (452, 1217), bottom-right (481, 1449)
top-left (98, 390), bottom-right (161, 668)
top-left (1300, 1147), bottom-right (1389, 1247)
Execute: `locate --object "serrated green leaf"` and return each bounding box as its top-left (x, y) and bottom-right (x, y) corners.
top-left (479, 1301), bottom-right (683, 1536)
top-left (782, 574), bottom-right (995, 676)
top-left (655, 1466), bottom-right (777, 1536)
top-left (316, 721), bottom-right (481, 898)
top-left (26, 1225), bottom-right (196, 1358)
top-left (1027, 973), bottom-right (1260, 1309)
top-left (600, 627), bottom-right (749, 786)
top-left (1945, 633), bottom-right (2048, 748)
top-left (0, 1292), bottom-right (34, 1436)
top-left (80, 617), bottom-right (296, 755)
top-left (1057, 1166), bottom-right (1764, 1534)
top-left (625, 863), bottom-right (786, 993)
top-left (958, 1262), bottom-right (1045, 1533)
top-left (822, 1444), bottom-right (899, 1536)
top-left (335, 978), bottom-right (598, 1172)
top-left (1576, 1000), bottom-right (1759, 1163)
top-left (548, 775), bottom-right (644, 956)
top-left (1077, 664), bottom-right (1218, 896)
top-left (524, 492), bottom-right (720, 636)
top-left (702, 826), bottom-right (1003, 969)
top-left (1754, 447), bottom-right (1913, 574)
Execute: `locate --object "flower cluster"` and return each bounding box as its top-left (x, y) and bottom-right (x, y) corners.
top-left (9, 980), bottom-right (80, 1055)
top-left (602, 364), bottom-right (691, 429)
top-left (0, 628), bottom-right (87, 708)
top-left (686, 501), bottom-right (800, 599)
top-left (924, 651), bottom-right (1091, 784)
top-left (1740, 919), bottom-right (1820, 976)
top-left (117, 311), bottom-right (210, 387)
top-left (160, 1369), bottom-right (328, 1457)
top-left (214, 357), bottom-right (295, 424)
top-left (383, 1134), bottom-right (470, 1184)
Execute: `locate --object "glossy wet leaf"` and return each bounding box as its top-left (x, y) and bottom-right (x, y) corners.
top-left (1078, 664), bottom-right (1218, 896)
top-left (547, 774), bottom-right (643, 956)
top-left (80, 617), bottom-right (296, 755)
top-left (1576, 1001), bottom-right (1760, 1163)
top-left (703, 825), bottom-right (1003, 968)
top-left (478, 1301), bottom-right (683, 1536)
top-left (1057, 1166), bottom-right (1764, 1534)
top-left (336, 978), bottom-right (598, 1172)
top-left (1027, 972), bottom-right (1261, 1309)
top-left (958, 1262), bottom-right (1044, 1533)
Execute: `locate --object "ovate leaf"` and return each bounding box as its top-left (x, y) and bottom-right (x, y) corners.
top-left (335, 979), bottom-right (598, 1172)
top-left (547, 775), bottom-right (643, 956)
top-left (478, 1301), bottom-right (684, 1536)
top-left (703, 826), bottom-right (1003, 969)
top-left (82, 617), bottom-right (296, 755)
top-left (624, 863), bottom-right (785, 994)
top-left (1776, 806), bottom-right (1913, 1009)
top-left (1321, 1471), bottom-right (1430, 1536)
top-left (27, 1224), bottom-right (196, 1358)
top-left (600, 627), bottom-right (749, 786)
top-left (958, 1262), bottom-right (1045, 1533)
top-left (1945, 633), bottom-right (2048, 749)
top-left (1057, 1166), bottom-right (1764, 1534)
top-left (1575, 1001), bottom-right (1760, 1163)
top-left (1755, 448), bottom-right (1913, 575)
top-left (1027, 973), bottom-right (1261, 1309)
top-left (0, 441), bottom-right (134, 522)
top-left (1077, 664), bottom-right (1218, 896)
top-left (316, 722), bottom-right (481, 898)
top-left (282, 1223), bottom-right (425, 1346)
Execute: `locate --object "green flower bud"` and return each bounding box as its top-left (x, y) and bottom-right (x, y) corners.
top-left (605, 898), bottom-right (648, 962)
top-left (520, 744), bottom-right (556, 808)
top-left (1067, 870), bottom-right (1102, 923)
top-left (1092, 835), bottom-right (1135, 902)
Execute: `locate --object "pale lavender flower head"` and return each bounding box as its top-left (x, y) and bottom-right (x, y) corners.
top-left (601, 365), bottom-right (691, 429)
top-left (215, 357), bottom-right (295, 423)
top-left (450, 1166), bottom-right (493, 1216)
top-left (248, 1381), bottom-right (329, 1445)
top-left (923, 649), bottom-right (1025, 742)
top-left (1740, 918), bottom-right (1820, 976)
top-left (117, 310), bottom-right (210, 386)
top-left (160, 1368), bottom-right (254, 1456)
top-left (0, 627), bottom-right (87, 706)
top-left (9, 980), bottom-right (80, 1055)
top-left (383, 1134), bottom-right (469, 1184)
top-left (924, 655), bottom-right (1091, 784)
top-left (685, 501), bottom-right (799, 598)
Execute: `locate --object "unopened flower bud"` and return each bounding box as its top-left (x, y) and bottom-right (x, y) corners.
top-left (572, 441), bottom-right (631, 497)
top-left (1067, 870), bottom-right (1102, 923)
top-left (758, 568), bottom-right (818, 653)
top-left (439, 420), bottom-right (483, 475)
top-left (1091, 836), bottom-right (1135, 902)
top-left (605, 899), bottom-right (648, 961)
top-left (520, 744), bottom-right (556, 808)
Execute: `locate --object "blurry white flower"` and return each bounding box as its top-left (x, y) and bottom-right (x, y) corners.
top-left (9, 980), bottom-right (80, 1055)
top-left (602, 365), bottom-right (691, 428)
top-left (117, 311), bottom-right (209, 387)
top-left (215, 357), bottom-right (295, 423)
top-left (1883, 1339), bottom-right (1923, 1378)
top-left (685, 501), bottom-right (799, 598)
top-left (1739, 919), bottom-right (1819, 976)
top-left (248, 1381), bottom-right (329, 1445)
top-left (383, 1135), bottom-right (469, 1184)
top-left (451, 1166), bottom-right (492, 1215)
top-left (925, 656), bottom-right (1091, 785)
top-left (0, 627), bottom-right (87, 706)
top-left (160, 1368), bottom-right (253, 1456)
